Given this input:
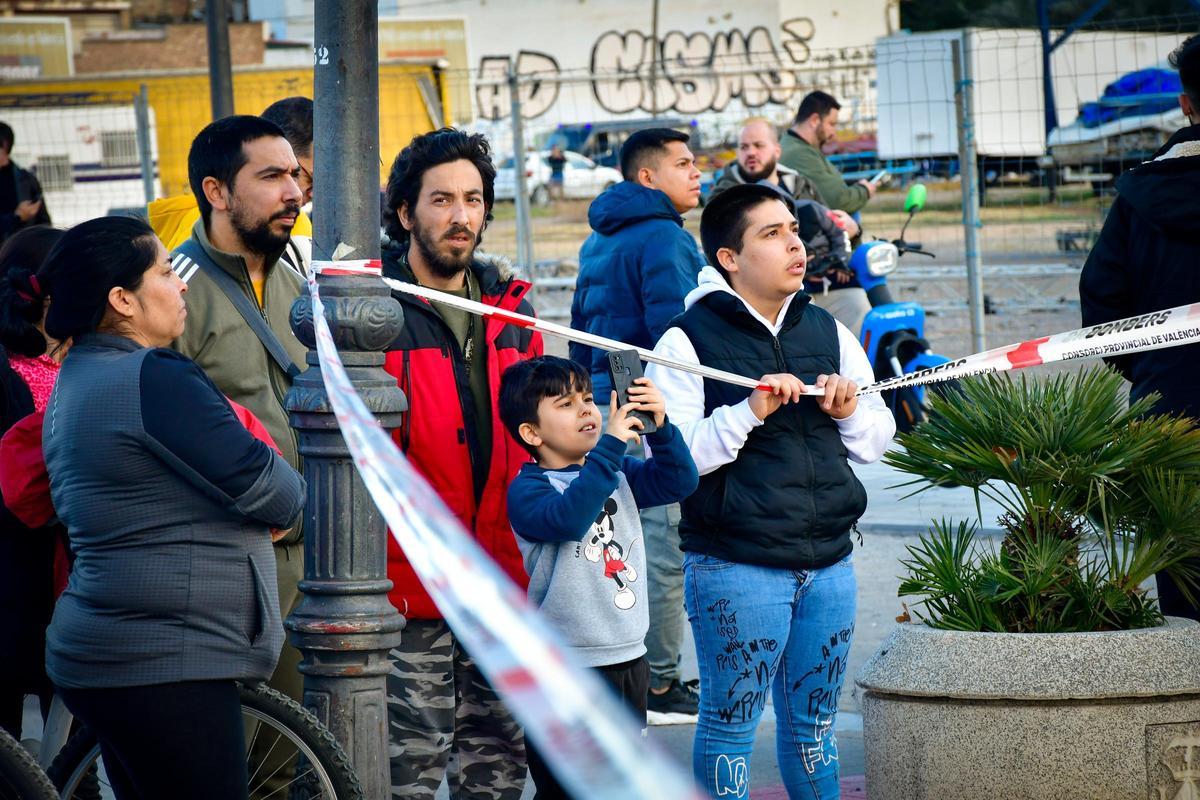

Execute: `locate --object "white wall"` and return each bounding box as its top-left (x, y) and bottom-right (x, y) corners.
top-left (249, 0), bottom-right (897, 127)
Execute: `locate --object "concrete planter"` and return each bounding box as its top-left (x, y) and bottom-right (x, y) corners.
top-left (856, 617), bottom-right (1200, 800)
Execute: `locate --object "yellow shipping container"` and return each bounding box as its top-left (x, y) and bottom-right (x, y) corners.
top-left (0, 61), bottom-right (447, 198)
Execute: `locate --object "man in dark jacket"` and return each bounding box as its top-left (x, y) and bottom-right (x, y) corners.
top-left (572, 127), bottom-right (706, 723)
top-left (0, 122), bottom-right (51, 246)
top-left (1079, 33), bottom-right (1200, 621)
top-left (381, 128), bottom-right (542, 800)
top-left (572, 128), bottom-right (704, 388)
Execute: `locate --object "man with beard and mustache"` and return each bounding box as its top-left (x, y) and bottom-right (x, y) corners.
top-left (713, 118), bottom-right (860, 242)
top-left (149, 98), bottom-right (314, 275)
top-left (170, 116), bottom-right (308, 740)
top-left (714, 118), bottom-right (873, 334)
top-left (380, 128), bottom-right (542, 800)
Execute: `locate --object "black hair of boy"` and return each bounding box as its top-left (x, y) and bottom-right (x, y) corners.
top-left (618, 128), bottom-right (690, 182)
top-left (187, 115), bottom-right (287, 226)
top-left (0, 122), bottom-right (13, 153)
top-left (499, 356), bottom-right (594, 458)
top-left (699, 182), bottom-right (789, 284)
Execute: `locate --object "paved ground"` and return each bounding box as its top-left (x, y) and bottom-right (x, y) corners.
top-left (433, 457), bottom-right (1009, 798)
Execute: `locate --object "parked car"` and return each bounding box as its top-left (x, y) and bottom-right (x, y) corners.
top-left (495, 150), bottom-right (622, 205)
top-left (544, 117), bottom-right (700, 168)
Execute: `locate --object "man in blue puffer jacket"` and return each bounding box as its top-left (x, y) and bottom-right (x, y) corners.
top-left (571, 127), bottom-right (706, 723)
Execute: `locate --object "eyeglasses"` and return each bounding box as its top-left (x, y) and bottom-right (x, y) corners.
top-left (297, 162), bottom-right (313, 189)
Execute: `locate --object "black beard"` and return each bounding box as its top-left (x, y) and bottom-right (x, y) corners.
top-left (230, 202), bottom-right (297, 257)
top-left (739, 160), bottom-right (777, 183)
top-left (410, 218), bottom-right (477, 279)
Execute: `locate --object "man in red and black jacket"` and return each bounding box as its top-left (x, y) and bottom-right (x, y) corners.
top-left (380, 127), bottom-right (542, 800)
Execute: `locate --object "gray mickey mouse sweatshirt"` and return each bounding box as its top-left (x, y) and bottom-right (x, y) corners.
top-left (507, 427), bottom-right (698, 667)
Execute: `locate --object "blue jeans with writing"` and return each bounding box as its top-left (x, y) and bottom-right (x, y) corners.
top-left (683, 551), bottom-right (857, 800)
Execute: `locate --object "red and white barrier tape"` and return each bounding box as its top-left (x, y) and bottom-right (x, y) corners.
top-left (381, 275), bottom-right (787, 393)
top-left (859, 304), bottom-right (1200, 395)
top-left (311, 259), bottom-right (383, 277)
top-left (306, 270), bottom-right (702, 800)
top-left (382, 274), bottom-right (1200, 398)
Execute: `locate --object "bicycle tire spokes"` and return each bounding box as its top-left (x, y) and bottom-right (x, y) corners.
top-left (47, 683), bottom-right (363, 799)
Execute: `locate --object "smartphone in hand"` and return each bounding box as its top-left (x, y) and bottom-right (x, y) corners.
top-left (870, 169), bottom-right (892, 186)
top-left (607, 350), bottom-right (658, 435)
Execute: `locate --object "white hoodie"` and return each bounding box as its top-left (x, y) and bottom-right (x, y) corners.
top-left (646, 266), bottom-right (895, 476)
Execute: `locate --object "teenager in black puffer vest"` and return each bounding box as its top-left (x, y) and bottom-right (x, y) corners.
top-left (647, 184), bottom-right (896, 799)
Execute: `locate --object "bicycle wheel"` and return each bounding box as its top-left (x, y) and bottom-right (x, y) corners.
top-left (0, 728), bottom-right (58, 800)
top-left (47, 683), bottom-right (364, 800)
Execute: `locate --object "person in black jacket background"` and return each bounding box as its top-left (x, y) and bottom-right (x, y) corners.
top-left (0, 122), bottom-right (51, 246)
top-left (1079, 33), bottom-right (1200, 621)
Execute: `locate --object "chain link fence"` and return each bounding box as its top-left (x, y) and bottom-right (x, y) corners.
top-left (2, 18), bottom-right (1196, 355)
top-left (0, 62), bottom-right (445, 229)
top-left (438, 15), bottom-right (1197, 354)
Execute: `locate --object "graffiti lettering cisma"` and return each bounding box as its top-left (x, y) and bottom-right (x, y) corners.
top-left (474, 19), bottom-right (873, 121)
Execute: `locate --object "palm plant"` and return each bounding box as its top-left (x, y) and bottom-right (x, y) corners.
top-left (886, 366), bottom-right (1200, 632)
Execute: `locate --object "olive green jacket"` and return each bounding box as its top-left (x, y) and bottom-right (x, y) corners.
top-left (170, 220), bottom-right (307, 542)
top-left (779, 129), bottom-right (871, 215)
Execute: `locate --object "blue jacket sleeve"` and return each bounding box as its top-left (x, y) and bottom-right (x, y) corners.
top-left (507, 435), bottom-right (625, 543)
top-left (622, 421), bottom-right (699, 509)
top-left (640, 227), bottom-right (703, 345)
top-left (568, 285), bottom-right (591, 367)
top-left (139, 349), bottom-right (305, 528)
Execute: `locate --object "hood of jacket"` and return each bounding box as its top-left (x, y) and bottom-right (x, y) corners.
top-left (1116, 124), bottom-right (1200, 240)
top-left (587, 180), bottom-right (683, 236)
top-left (683, 265), bottom-right (807, 333)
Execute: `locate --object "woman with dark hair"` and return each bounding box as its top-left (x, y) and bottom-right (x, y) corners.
top-left (0, 224), bottom-right (65, 739)
top-left (40, 216), bottom-right (306, 800)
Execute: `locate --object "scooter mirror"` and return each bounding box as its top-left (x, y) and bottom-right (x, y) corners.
top-left (904, 184), bottom-right (927, 214)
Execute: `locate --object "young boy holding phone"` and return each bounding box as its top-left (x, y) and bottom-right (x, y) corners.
top-left (499, 356), bottom-right (698, 799)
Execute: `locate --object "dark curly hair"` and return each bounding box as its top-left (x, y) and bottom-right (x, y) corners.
top-left (383, 127), bottom-right (496, 244)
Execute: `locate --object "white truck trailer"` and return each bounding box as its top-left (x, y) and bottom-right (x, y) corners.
top-left (875, 27), bottom-right (1182, 184)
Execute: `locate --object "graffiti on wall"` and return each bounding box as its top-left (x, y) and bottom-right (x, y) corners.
top-left (473, 19), bottom-right (874, 121)
top-left (475, 50), bottom-right (561, 120)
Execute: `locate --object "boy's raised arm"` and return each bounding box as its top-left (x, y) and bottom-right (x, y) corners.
top-left (622, 422), bottom-right (699, 509)
top-left (507, 437), bottom-right (625, 543)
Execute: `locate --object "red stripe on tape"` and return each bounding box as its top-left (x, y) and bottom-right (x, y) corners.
top-left (493, 309), bottom-right (536, 329)
top-left (1005, 337), bottom-right (1049, 369)
top-left (495, 666), bottom-right (538, 692)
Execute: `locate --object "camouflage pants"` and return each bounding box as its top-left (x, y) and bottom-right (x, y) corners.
top-left (387, 619), bottom-right (526, 799)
